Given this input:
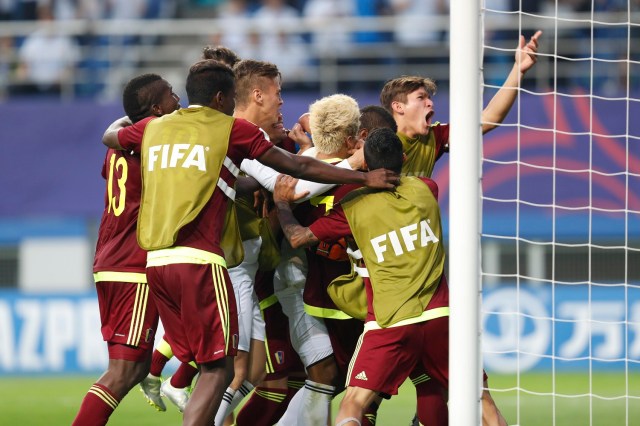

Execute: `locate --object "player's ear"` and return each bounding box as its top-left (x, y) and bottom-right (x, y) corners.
top-left (391, 100), bottom-right (403, 114)
top-left (346, 135), bottom-right (359, 151)
top-left (213, 91), bottom-right (224, 107)
top-left (253, 88), bottom-right (262, 105)
top-left (150, 103), bottom-right (162, 117)
top-left (357, 128), bottom-right (368, 141)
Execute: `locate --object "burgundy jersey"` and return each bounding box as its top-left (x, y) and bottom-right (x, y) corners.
top-left (294, 160), bottom-right (351, 313)
top-left (93, 116), bottom-right (154, 273)
top-left (279, 136), bottom-right (298, 154)
top-left (93, 147), bottom-right (146, 273)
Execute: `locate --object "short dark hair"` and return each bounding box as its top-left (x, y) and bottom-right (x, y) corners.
top-left (202, 45), bottom-right (240, 67)
top-left (122, 73), bottom-right (163, 123)
top-left (233, 59), bottom-right (281, 108)
top-left (364, 128), bottom-right (404, 174)
top-left (359, 105), bottom-right (397, 133)
top-left (186, 59), bottom-right (235, 106)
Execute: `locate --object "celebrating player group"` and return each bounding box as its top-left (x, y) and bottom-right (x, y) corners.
top-left (72, 30), bottom-right (541, 426)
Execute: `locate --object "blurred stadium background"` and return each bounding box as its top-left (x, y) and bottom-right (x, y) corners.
top-left (1, 0), bottom-right (639, 425)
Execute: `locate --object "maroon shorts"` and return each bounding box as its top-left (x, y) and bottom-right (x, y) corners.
top-left (146, 262), bottom-right (239, 365)
top-left (95, 280), bottom-right (159, 361)
top-left (256, 270), bottom-right (304, 378)
top-left (347, 316), bottom-right (449, 396)
top-left (262, 298), bottom-right (305, 379)
top-left (325, 317), bottom-right (364, 382)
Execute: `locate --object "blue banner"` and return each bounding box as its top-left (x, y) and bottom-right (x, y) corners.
top-left (0, 290), bottom-right (180, 375)
top-left (0, 291), bottom-right (106, 375)
top-left (1, 285), bottom-right (639, 374)
top-left (483, 284), bottom-right (640, 373)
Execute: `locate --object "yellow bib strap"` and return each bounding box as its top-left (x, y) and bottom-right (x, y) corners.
top-left (147, 246), bottom-right (227, 269)
top-left (93, 271), bottom-right (147, 284)
top-left (364, 306), bottom-right (449, 330)
top-left (156, 337), bottom-right (174, 358)
top-left (259, 294), bottom-right (279, 311)
top-left (303, 303), bottom-right (353, 320)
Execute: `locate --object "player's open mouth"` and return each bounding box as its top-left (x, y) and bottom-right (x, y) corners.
top-left (425, 111), bottom-right (434, 122)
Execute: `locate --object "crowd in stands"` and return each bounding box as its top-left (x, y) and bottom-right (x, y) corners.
top-left (0, 0), bottom-right (638, 100)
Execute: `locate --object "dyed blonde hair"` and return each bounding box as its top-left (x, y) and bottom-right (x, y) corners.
top-left (309, 94), bottom-right (360, 155)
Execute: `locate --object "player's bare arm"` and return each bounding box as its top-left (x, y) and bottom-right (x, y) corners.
top-left (273, 174), bottom-right (319, 249)
top-left (102, 116), bottom-right (131, 149)
top-left (235, 175), bottom-right (262, 196)
top-left (481, 30), bottom-right (542, 134)
top-left (257, 145), bottom-right (399, 189)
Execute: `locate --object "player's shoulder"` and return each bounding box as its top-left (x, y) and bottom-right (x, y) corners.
top-left (334, 183), bottom-right (364, 204)
top-left (232, 117), bottom-right (260, 133)
top-left (127, 115), bottom-right (155, 131)
top-left (431, 121), bottom-right (449, 136)
top-left (230, 117), bottom-right (269, 144)
top-left (416, 176), bottom-right (439, 200)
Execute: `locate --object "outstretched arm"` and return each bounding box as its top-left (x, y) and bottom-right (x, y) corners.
top-left (241, 157), bottom-right (356, 202)
top-left (257, 145), bottom-right (399, 190)
top-left (482, 30), bottom-right (542, 134)
top-left (102, 116), bottom-right (131, 149)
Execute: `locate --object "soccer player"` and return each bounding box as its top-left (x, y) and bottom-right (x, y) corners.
top-left (72, 74), bottom-right (180, 425)
top-left (380, 30), bottom-right (542, 178)
top-left (273, 94), bottom-right (367, 426)
top-left (138, 44), bottom-right (244, 415)
top-left (237, 103), bottom-right (399, 426)
top-left (213, 58), bottom-right (290, 426)
top-left (273, 128), bottom-right (450, 426)
top-left (377, 32), bottom-right (541, 426)
top-left (135, 59), bottom-right (399, 425)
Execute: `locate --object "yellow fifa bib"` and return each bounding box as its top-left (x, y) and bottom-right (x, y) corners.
top-left (338, 177), bottom-right (445, 327)
top-left (138, 107), bottom-right (234, 251)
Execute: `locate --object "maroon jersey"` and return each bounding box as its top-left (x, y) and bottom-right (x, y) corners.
top-left (294, 160), bottom-right (351, 315)
top-left (93, 116), bottom-right (154, 273)
top-left (279, 136), bottom-right (298, 154)
top-left (93, 147), bottom-right (146, 274)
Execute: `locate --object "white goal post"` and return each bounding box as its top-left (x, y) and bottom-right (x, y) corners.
top-left (449, 0), bottom-right (483, 425)
top-left (449, 1), bottom-right (640, 425)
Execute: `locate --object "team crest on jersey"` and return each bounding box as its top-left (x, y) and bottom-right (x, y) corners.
top-left (275, 350), bottom-right (285, 365)
top-left (232, 334), bottom-right (239, 349)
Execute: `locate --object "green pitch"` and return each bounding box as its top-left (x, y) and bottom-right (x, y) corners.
top-left (0, 372), bottom-right (637, 425)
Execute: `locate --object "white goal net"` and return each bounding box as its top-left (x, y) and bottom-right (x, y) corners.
top-left (471, 2), bottom-right (640, 425)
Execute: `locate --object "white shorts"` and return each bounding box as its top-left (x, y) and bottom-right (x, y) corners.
top-left (229, 237), bottom-right (265, 352)
top-left (273, 240), bottom-right (333, 368)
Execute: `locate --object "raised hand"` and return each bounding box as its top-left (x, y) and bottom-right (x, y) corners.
top-left (364, 168), bottom-right (401, 190)
top-left (516, 30), bottom-right (542, 74)
top-left (288, 123), bottom-right (314, 154)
